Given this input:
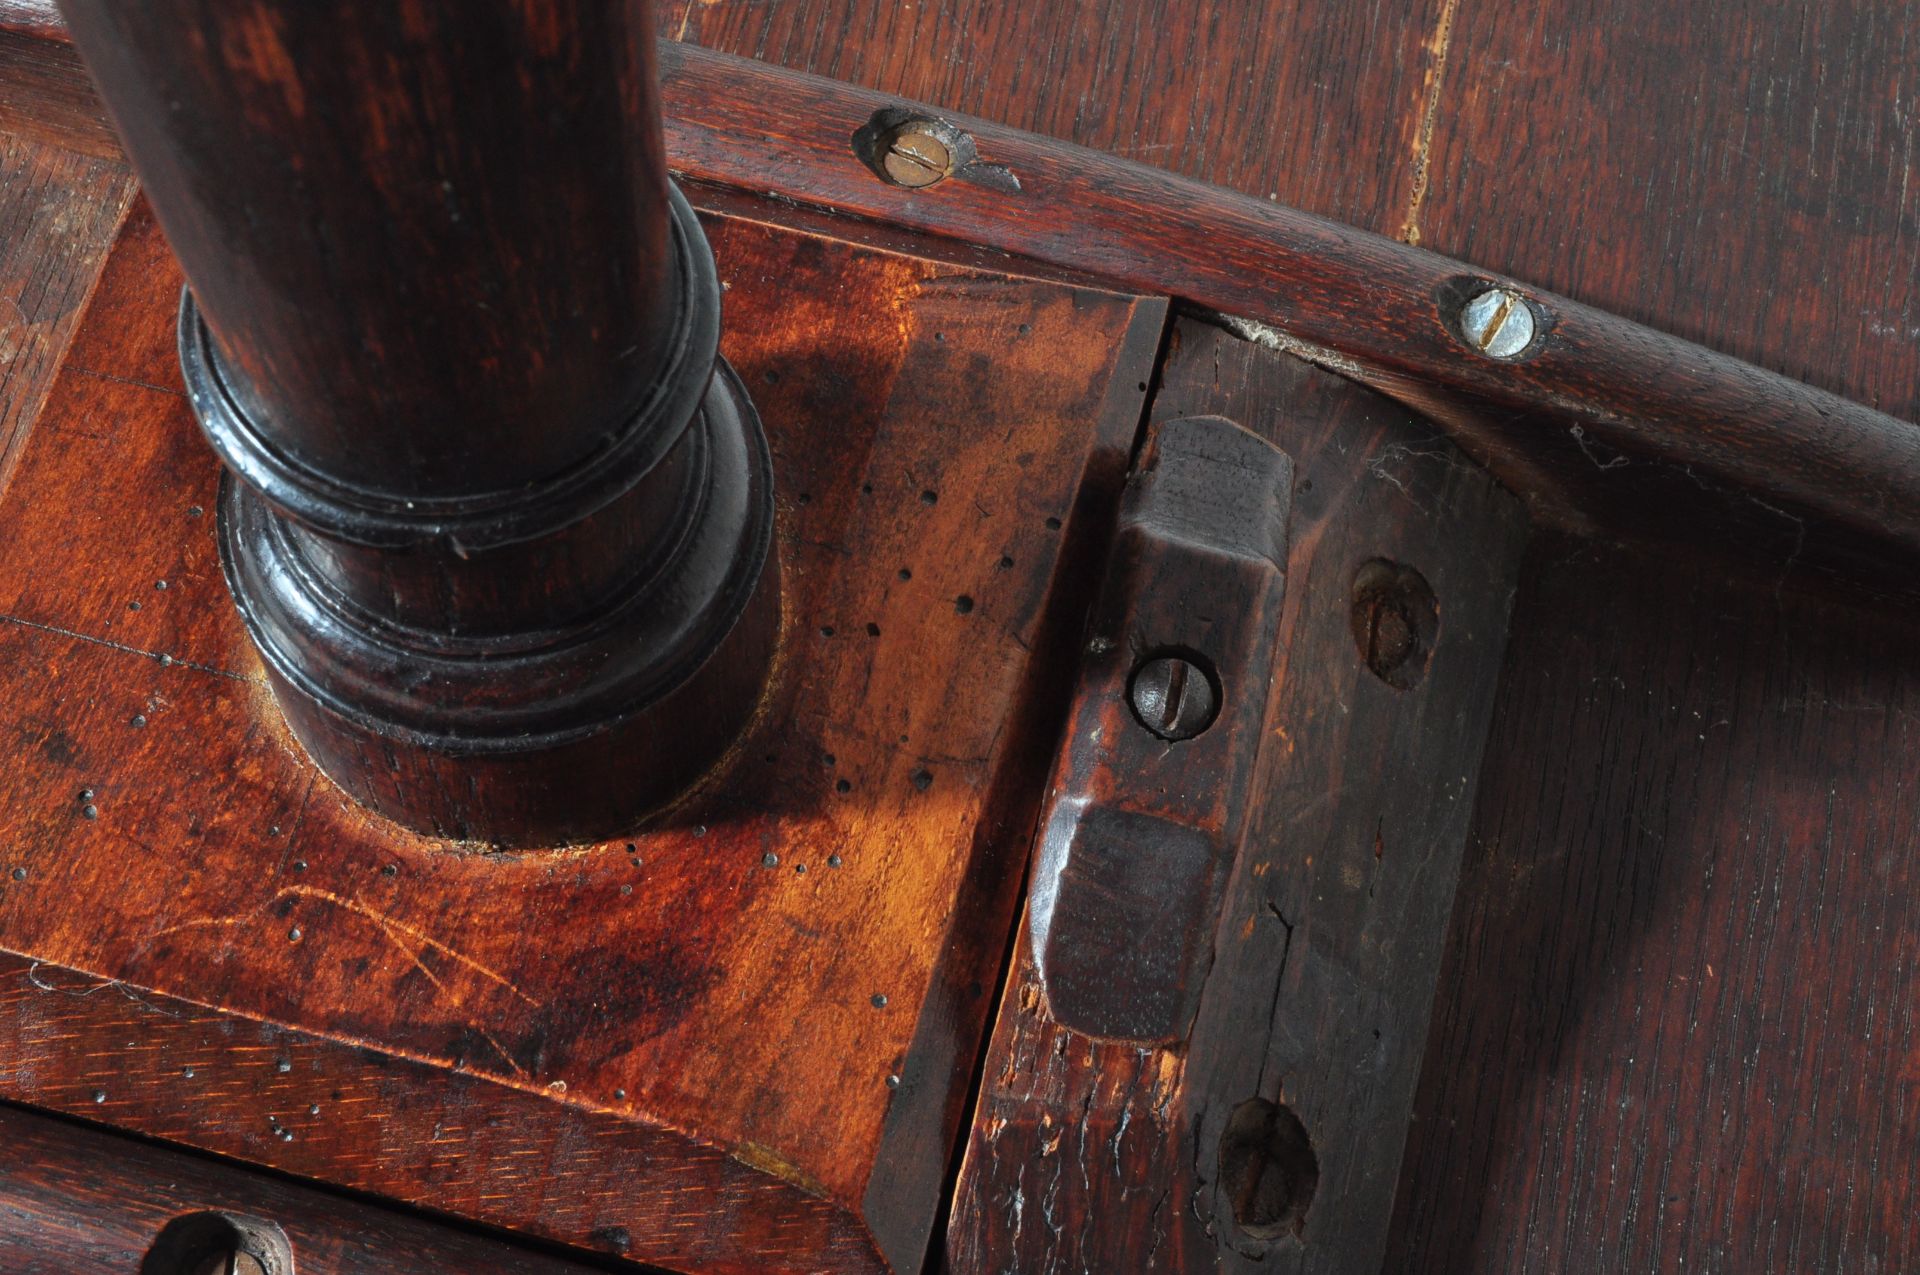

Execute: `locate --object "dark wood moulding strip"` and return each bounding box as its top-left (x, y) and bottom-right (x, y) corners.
top-left (648, 43), bottom-right (1920, 563)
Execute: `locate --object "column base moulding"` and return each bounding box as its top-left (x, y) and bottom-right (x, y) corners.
top-left (0, 194), bottom-right (1166, 1273)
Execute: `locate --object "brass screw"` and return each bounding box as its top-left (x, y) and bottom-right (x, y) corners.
top-left (882, 127), bottom-right (952, 189)
top-left (188, 1252), bottom-right (266, 1275)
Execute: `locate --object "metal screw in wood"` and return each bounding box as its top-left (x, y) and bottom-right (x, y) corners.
top-left (188, 1252), bottom-right (266, 1275)
top-left (882, 127), bottom-right (953, 188)
top-left (1458, 287), bottom-right (1537, 360)
top-left (1129, 655), bottom-right (1219, 741)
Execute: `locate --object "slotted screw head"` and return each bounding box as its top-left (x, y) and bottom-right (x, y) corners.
top-left (1458, 287), bottom-right (1537, 360)
top-left (1128, 656), bottom-right (1219, 741)
top-left (882, 129), bottom-right (953, 188)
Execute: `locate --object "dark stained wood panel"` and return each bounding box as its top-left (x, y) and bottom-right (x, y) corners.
top-left (16, 20), bottom-right (1920, 602)
top-left (0, 31), bottom-right (116, 157)
top-left (1389, 532), bottom-right (1920, 1273)
top-left (11, 4), bottom-right (1920, 423)
top-left (950, 319), bottom-right (1528, 1274)
top-left (0, 133), bottom-right (131, 497)
top-left (655, 0), bottom-right (1442, 233)
top-left (0, 197), bottom-right (1166, 1273)
top-left (648, 45), bottom-right (1920, 608)
top-left (1415, 0), bottom-right (1920, 425)
top-left (0, 1103), bottom-right (625, 1274)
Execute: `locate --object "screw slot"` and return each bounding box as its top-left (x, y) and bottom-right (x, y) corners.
top-left (1218, 1097), bottom-right (1319, 1241)
top-left (1127, 653), bottom-right (1221, 742)
top-left (853, 109), bottom-right (974, 190)
top-left (1455, 285), bottom-right (1538, 360)
top-left (1350, 559), bottom-right (1439, 690)
top-left (882, 127), bottom-right (952, 188)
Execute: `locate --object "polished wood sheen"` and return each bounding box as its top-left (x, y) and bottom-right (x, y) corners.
top-left (0, 132), bottom-right (131, 495)
top-left (7, 3), bottom-right (1920, 1271)
top-left (1026, 413), bottom-right (1296, 1046)
top-left (643, 43), bottom-right (1920, 605)
top-left (16, 12), bottom-right (1920, 599)
top-left (0, 193), bottom-right (1165, 1272)
top-left (55, 0), bottom-right (778, 842)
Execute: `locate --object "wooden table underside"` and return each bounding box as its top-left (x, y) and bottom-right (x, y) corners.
top-left (0, 195), bottom-right (1162, 1274)
top-left (6, 0), bottom-right (1920, 1269)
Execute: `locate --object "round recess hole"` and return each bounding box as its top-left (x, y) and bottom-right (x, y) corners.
top-left (1349, 559), bottom-right (1438, 690)
top-left (143, 1212), bottom-right (294, 1275)
top-left (1217, 1096), bottom-right (1319, 1241)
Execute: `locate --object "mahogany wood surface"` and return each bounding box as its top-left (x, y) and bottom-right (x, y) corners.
top-left (1389, 533), bottom-right (1920, 1273)
top-left (0, 16), bottom-right (112, 157)
top-left (660, 0), bottom-right (1920, 424)
top-left (58, 0), bottom-right (787, 844)
top-left (0, 132), bottom-right (130, 496)
top-left (26, 3), bottom-right (1917, 429)
top-left (0, 196), bottom-right (1164, 1272)
top-left (12, 16), bottom-right (1920, 599)
top-left (60, 0), bottom-right (691, 500)
top-left (0, 1102), bottom-right (626, 1273)
top-left (7, 6), bottom-right (1920, 1272)
top-left (1414, 0), bottom-right (1920, 425)
top-left (949, 319), bottom-right (1528, 1273)
top-left (641, 42), bottom-right (1920, 606)
top-left (659, 0), bottom-right (1439, 237)
top-left (1024, 411), bottom-right (1296, 1048)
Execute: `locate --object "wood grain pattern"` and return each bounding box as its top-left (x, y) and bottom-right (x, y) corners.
top-left (0, 198), bottom-right (1165, 1273)
top-left (635, 44), bottom-right (1920, 605)
top-left (58, 0), bottom-right (790, 843)
top-left (0, 5), bottom-right (116, 156)
top-left (23, 1), bottom-right (1920, 429)
top-left (655, 0), bottom-right (1438, 234)
top-left (656, 0), bottom-right (1920, 432)
top-left (0, 133), bottom-right (132, 499)
top-left (0, 1102), bottom-right (626, 1273)
top-left (1025, 412), bottom-right (1295, 1047)
top-left (1389, 532), bottom-right (1920, 1273)
top-left (0, 1), bottom-right (60, 38)
top-left (949, 318), bottom-right (1528, 1274)
top-left (13, 16), bottom-right (1920, 596)
top-left (1416, 0), bottom-right (1920, 426)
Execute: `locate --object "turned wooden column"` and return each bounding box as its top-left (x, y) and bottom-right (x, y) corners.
top-left (56, 0), bottom-right (778, 843)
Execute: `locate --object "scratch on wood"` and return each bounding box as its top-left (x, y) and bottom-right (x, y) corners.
top-left (151, 884), bottom-right (543, 1074)
top-left (355, 906), bottom-right (530, 1077)
top-left (153, 885), bottom-right (540, 1006)
top-left (22, 961), bottom-right (186, 1018)
top-left (1400, 0), bottom-right (1463, 245)
top-left (70, 366), bottom-right (186, 399)
top-left (0, 612), bottom-right (256, 683)
top-left (1203, 310), bottom-right (1369, 380)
